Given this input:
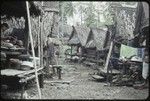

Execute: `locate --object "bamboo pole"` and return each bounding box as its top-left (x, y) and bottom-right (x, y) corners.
top-left (40, 15), bottom-right (44, 72)
top-left (38, 16), bottom-right (41, 60)
top-left (40, 1), bottom-right (44, 70)
top-left (104, 41), bottom-right (113, 71)
top-left (71, 45), bottom-right (73, 58)
top-left (26, 1), bottom-right (41, 99)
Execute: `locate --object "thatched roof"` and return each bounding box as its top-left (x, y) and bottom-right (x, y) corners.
top-left (85, 40), bottom-right (96, 48)
top-left (68, 34), bottom-right (80, 46)
top-left (86, 28), bottom-right (108, 50)
top-left (68, 26), bottom-right (90, 46)
top-left (62, 25), bottom-right (73, 36)
top-left (1, 1), bottom-right (42, 17)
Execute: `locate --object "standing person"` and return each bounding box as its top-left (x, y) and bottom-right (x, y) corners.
top-left (43, 37), bottom-right (56, 78)
top-left (47, 38), bottom-right (56, 65)
top-left (134, 25), bottom-right (149, 89)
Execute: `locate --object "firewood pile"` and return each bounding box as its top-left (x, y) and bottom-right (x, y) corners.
top-left (1, 39), bottom-right (39, 71)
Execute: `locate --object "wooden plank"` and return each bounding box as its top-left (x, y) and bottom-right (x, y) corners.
top-left (83, 61), bottom-right (96, 66)
top-left (44, 79), bottom-right (74, 84)
top-left (1, 47), bottom-right (25, 51)
top-left (86, 58), bottom-right (104, 63)
top-left (100, 68), bottom-right (120, 74)
top-left (92, 75), bottom-right (105, 79)
top-left (1, 69), bottom-right (26, 76)
top-left (19, 73), bottom-right (42, 83)
top-left (17, 67), bottom-right (43, 77)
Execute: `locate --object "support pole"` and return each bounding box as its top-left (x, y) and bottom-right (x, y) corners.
top-left (71, 45), bottom-right (73, 58)
top-left (26, 1), bottom-right (41, 99)
top-left (104, 41), bottom-right (114, 71)
top-left (40, 1), bottom-right (44, 71)
top-left (38, 16), bottom-right (41, 58)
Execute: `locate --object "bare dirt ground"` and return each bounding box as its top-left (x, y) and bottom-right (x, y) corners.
top-left (2, 61), bottom-right (149, 100)
top-left (25, 62), bottom-right (148, 100)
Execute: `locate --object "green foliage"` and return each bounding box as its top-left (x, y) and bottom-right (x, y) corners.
top-left (59, 2), bottom-right (137, 28)
top-left (83, 2), bottom-right (97, 27)
top-left (59, 2), bottom-right (75, 18)
top-left (59, 2), bottom-right (75, 25)
top-left (64, 2), bottom-right (74, 17)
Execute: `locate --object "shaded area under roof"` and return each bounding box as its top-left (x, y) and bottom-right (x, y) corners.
top-left (1, 1), bottom-right (42, 17)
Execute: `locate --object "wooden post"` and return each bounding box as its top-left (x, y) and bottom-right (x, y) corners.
top-left (40, 14), bottom-right (44, 72)
top-left (104, 41), bottom-right (114, 71)
top-left (58, 67), bottom-right (62, 79)
top-left (20, 82), bottom-right (26, 99)
top-left (38, 16), bottom-right (41, 58)
top-left (96, 51), bottom-right (98, 65)
top-left (40, 0), bottom-right (44, 72)
top-left (26, 1), bottom-right (41, 99)
top-left (71, 45), bottom-right (73, 58)
top-left (38, 74), bottom-right (44, 88)
top-left (24, 16), bottom-right (29, 54)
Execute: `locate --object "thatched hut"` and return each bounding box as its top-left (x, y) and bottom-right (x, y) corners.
top-left (1, 1), bottom-right (44, 98)
top-left (60, 24), bottom-right (73, 44)
top-left (67, 26), bottom-right (90, 57)
top-left (82, 27), bottom-right (109, 65)
top-left (1, 1), bottom-right (42, 50)
top-left (42, 1), bottom-right (59, 47)
top-left (68, 26), bottom-right (90, 46)
top-left (41, 1), bottom-right (60, 68)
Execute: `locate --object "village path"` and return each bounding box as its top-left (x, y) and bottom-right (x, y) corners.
top-left (27, 61), bottom-right (149, 100)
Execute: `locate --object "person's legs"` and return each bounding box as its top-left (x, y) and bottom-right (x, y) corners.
top-left (134, 62), bottom-right (149, 89)
top-left (142, 62), bottom-right (148, 79)
top-left (142, 62), bottom-right (149, 86)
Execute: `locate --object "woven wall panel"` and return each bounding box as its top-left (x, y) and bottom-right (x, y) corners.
top-left (116, 7), bottom-right (136, 40)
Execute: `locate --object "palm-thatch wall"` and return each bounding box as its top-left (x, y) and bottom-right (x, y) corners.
top-left (41, 1), bottom-right (59, 47)
top-left (30, 16), bottom-right (40, 48)
top-left (114, 5), bottom-right (137, 40)
top-left (26, 1), bottom-right (59, 48)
